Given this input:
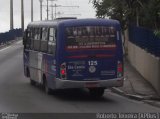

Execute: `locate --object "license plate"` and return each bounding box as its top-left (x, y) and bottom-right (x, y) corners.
top-left (85, 82), bottom-right (98, 88)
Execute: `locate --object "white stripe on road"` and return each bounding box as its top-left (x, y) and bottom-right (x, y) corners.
top-left (0, 40), bottom-right (22, 52)
top-left (16, 40), bottom-right (22, 44)
top-left (0, 46), bottom-right (12, 52)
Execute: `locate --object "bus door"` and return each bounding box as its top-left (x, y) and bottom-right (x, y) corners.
top-left (29, 28), bottom-right (42, 83)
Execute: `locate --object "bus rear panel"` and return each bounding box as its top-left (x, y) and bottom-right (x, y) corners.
top-left (55, 19), bottom-right (123, 89)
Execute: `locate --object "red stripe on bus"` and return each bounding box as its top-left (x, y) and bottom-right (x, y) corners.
top-left (96, 54), bottom-right (114, 58)
top-left (67, 55), bottom-right (88, 59)
top-left (67, 54), bottom-right (114, 59)
top-left (66, 47), bottom-right (116, 51)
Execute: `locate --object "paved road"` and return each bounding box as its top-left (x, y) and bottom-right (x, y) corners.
top-left (0, 41), bottom-right (159, 113)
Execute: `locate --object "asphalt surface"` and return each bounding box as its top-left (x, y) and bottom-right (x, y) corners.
top-left (0, 41), bottom-right (159, 113)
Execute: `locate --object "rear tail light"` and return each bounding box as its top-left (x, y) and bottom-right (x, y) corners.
top-left (60, 63), bottom-right (67, 79)
top-left (61, 69), bottom-right (66, 75)
top-left (117, 61), bottom-right (123, 78)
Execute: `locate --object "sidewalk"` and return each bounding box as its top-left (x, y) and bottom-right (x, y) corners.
top-left (111, 58), bottom-right (160, 108)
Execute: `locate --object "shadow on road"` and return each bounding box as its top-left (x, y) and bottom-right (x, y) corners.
top-left (26, 82), bottom-right (117, 103)
top-left (48, 88), bottom-right (115, 103)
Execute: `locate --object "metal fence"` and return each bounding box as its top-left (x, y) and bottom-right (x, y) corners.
top-left (129, 26), bottom-right (160, 57)
top-left (0, 29), bottom-right (23, 44)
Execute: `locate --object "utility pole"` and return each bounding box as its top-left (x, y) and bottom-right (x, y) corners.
top-left (31, 0), bottom-right (33, 21)
top-left (45, 0), bottom-right (56, 20)
top-left (39, 0), bottom-right (43, 20)
top-left (50, 0), bottom-right (54, 20)
top-left (48, 4), bottom-right (60, 19)
top-left (10, 0), bottom-right (14, 30)
top-left (47, 0), bottom-right (49, 20)
top-left (51, 4), bottom-right (54, 20)
top-left (54, 4), bottom-right (57, 19)
top-left (21, 0), bottom-right (24, 31)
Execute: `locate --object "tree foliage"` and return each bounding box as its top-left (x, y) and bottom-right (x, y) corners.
top-left (90, 0), bottom-right (160, 31)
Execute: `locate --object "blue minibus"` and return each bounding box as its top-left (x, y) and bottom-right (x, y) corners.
top-left (23, 18), bottom-right (124, 97)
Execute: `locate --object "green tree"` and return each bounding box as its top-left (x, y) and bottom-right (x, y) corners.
top-left (90, 0), bottom-right (160, 30)
top-left (91, 0), bottom-right (128, 30)
top-left (142, 0), bottom-right (160, 29)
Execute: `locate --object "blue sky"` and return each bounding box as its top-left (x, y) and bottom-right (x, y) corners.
top-left (0, 0), bottom-right (96, 32)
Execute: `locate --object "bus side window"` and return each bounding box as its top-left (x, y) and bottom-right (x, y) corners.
top-left (30, 28), bottom-right (35, 50)
top-left (41, 28), bottom-right (48, 52)
top-left (48, 28), bottom-right (56, 55)
top-left (33, 28), bottom-right (41, 51)
top-left (25, 28), bottom-right (31, 49)
top-left (23, 29), bottom-right (27, 47)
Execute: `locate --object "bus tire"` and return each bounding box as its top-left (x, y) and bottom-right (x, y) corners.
top-left (43, 77), bottom-right (52, 95)
top-left (26, 67), bottom-right (30, 77)
top-left (89, 88), bottom-right (105, 98)
top-left (30, 79), bottom-right (36, 86)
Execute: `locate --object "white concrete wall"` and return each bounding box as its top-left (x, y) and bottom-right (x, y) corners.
top-left (127, 41), bottom-right (160, 95)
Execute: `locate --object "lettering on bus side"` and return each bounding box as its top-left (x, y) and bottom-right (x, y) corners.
top-left (88, 61), bottom-right (98, 73)
top-left (101, 70), bottom-right (115, 76)
top-left (66, 26), bottom-right (116, 50)
top-left (88, 61), bottom-right (98, 66)
top-left (67, 61), bottom-right (86, 77)
top-left (68, 61), bottom-right (86, 70)
top-left (68, 65), bottom-right (85, 70)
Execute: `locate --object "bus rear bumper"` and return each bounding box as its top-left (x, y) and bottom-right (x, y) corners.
top-left (54, 78), bottom-right (124, 89)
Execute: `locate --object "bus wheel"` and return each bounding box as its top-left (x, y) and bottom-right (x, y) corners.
top-left (30, 79), bottom-right (36, 86)
top-left (26, 67), bottom-right (30, 78)
top-left (43, 79), bottom-right (52, 95)
top-left (89, 88), bottom-right (105, 98)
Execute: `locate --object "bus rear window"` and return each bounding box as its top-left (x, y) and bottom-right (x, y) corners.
top-left (66, 26), bottom-right (117, 50)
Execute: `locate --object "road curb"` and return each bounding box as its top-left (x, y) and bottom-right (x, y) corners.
top-left (110, 87), bottom-right (144, 100)
top-left (143, 100), bottom-right (160, 108)
top-left (126, 94), bottom-right (144, 101)
top-left (111, 87), bottom-right (126, 96)
top-left (111, 88), bottom-right (158, 101)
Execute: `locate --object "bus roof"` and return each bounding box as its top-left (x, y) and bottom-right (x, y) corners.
top-left (27, 18), bottom-right (120, 28)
